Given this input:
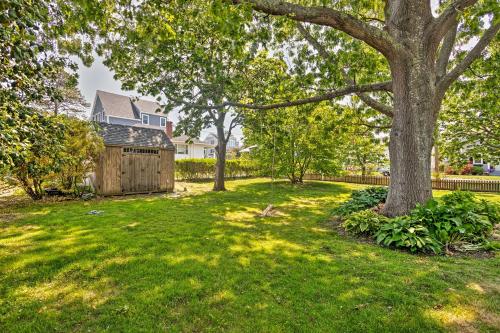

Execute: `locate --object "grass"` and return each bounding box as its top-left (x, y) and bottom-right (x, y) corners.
top-left (0, 178), bottom-right (499, 332)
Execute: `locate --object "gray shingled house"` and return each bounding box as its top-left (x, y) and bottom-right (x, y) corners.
top-left (94, 123), bottom-right (175, 195)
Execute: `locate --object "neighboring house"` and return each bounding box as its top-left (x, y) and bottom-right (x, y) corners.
top-left (204, 133), bottom-right (241, 150)
top-left (94, 123), bottom-right (175, 195)
top-left (90, 90), bottom-right (173, 136)
top-left (171, 135), bottom-right (216, 160)
top-left (467, 157), bottom-right (500, 175)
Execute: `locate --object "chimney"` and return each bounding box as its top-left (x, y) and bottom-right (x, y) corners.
top-left (165, 121), bottom-right (173, 138)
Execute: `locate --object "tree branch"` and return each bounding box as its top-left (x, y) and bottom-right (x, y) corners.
top-left (430, 0), bottom-right (478, 45)
top-left (436, 22), bottom-right (458, 80)
top-left (232, 0), bottom-right (402, 58)
top-left (226, 114), bottom-right (241, 141)
top-left (437, 22), bottom-right (499, 96)
top-left (296, 23), bottom-right (393, 117)
top-left (167, 81), bottom-right (392, 111)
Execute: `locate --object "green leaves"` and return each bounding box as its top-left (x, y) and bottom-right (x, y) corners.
top-left (343, 209), bottom-right (389, 235)
top-left (374, 217), bottom-right (440, 254)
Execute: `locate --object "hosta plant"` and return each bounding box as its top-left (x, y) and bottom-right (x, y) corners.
top-left (336, 187), bottom-right (388, 216)
top-left (343, 209), bottom-right (388, 236)
top-left (374, 217), bottom-right (441, 254)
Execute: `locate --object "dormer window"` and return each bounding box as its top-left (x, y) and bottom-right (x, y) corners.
top-left (160, 117), bottom-right (167, 127)
top-left (142, 114), bottom-right (149, 125)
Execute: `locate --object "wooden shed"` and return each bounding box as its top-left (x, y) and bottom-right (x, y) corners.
top-left (94, 123), bottom-right (175, 195)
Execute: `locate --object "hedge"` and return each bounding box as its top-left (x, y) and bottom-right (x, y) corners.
top-left (175, 158), bottom-right (260, 181)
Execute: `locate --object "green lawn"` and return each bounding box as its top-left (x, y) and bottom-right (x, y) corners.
top-left (0, 179), bottom-right (499, 332)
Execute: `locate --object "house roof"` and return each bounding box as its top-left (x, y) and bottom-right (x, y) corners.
top-left (96, 90), bottom-right (135, 119)
top-left (133, 99), bottom-right (162, 115)
top-left (98, 123), bottom-right (174, 150)
top-left (96, 90), bottom-right (162, 119)
top-left (171, 135), bottom-right (215, 146)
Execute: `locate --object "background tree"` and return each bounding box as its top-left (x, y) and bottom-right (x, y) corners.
top-left (343, 136), bottom-right (387, 177)
top-left (244, 102), bottom-right (347, 183)
top-left (35, 69), bottom-right (90, 117)
top-left (91, 1), bottom-right (263, 191)
top-left (439, 41), bottom-right (500, 169)
top-left (91, 2), bottom-right (290, 191)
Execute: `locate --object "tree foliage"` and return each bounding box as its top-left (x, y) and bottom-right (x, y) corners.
top-left (2, 116), bottom-right (103, 200)
top-left (72, 0), bottom-right (498, 214)
top-left (34, 69), bottom-right (90, 117)
top-left (244, 102), bottom-right (349, 183)
top-left (0, 0), bottom-right (93, 168)
top-left (440, 41), bottom-right (500, 167)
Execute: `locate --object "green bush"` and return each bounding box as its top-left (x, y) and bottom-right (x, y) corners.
top-left (374, 217), bottom-right (441, 254)
top-left (471, 166), bottom-right (484, 175)
top-left (340, 190), bottom-right (498, 254)
top-left (343, 209), bottom-right (389, 235)
top-left (410, 192), bottom-right (498, 249)
top-left (336, 186), bottom-right (388, 216)
top-left (175, 158), bottom-right (259, 180)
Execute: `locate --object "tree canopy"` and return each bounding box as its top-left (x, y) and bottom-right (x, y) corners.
top-left (70, 0), bottom-right (498, 214)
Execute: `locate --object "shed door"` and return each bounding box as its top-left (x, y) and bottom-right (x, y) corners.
top-left (121, 148), bottom-right (161, 193)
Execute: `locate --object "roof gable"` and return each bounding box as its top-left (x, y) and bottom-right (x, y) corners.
top-left (132, 99), bottom-right (162, 116)
top-left (96, 90), bottom-right (136, 119)
top-left (94, 91), bottom-right (163, 120)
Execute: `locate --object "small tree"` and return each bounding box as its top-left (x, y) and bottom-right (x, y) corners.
top-left (244, 103), bottom-right (346, 183)
top-left (2, 114), bottom-right (104, 200)
top-left (343, 136), bottom-right (387, 177)
top-left (57, 118), bottom-right (104, 194)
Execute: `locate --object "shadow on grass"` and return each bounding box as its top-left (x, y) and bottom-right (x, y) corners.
top-left (0, 179), bottom-right (498, 332)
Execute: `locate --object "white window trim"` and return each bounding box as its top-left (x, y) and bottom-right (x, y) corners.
top-left (175, 144), bottom-right (189, 155)
top-left (160, 117), bottom-right (167, 127)
top-left (142, 113), bottom-right (149, 125)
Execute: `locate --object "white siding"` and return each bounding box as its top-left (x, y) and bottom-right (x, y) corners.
top-left (173, 143), bottom-right (211, 159)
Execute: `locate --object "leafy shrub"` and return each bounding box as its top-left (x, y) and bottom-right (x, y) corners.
top-left (340, 190), bottom-right (498, 254)
top-left (336, 186), bottom-right (388, 216)
top-left (375, 217), bottom-right (441, 254)
top-left (471, 166), bottom-right (484, 175)
top-left (175, 158), bottom-right (259, 180)
top-left (460, 164), bottom-right (472, 175)
top-left (410, 192), bottom-right (498, 248)
top-left (343, 210), bottom-right (389, 235)
top-left (445, 166), bottom-right (458, 175)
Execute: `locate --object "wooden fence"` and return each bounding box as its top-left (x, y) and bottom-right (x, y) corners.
top-left (303, 174), bottom-right (500, 192)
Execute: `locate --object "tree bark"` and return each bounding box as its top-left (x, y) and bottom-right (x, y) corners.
top-left (434, 143), bottom-right (440, 175)
top-left (381, 2), bottom-right (437, 216)
top-left (213, 126), bottom-right (227, 191)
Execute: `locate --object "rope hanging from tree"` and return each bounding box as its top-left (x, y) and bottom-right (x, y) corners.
top-left (260, 115), bottom-right (277, 217)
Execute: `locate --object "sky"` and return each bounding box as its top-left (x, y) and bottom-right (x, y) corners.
top-left (76, 55), bottom-right (244, 141)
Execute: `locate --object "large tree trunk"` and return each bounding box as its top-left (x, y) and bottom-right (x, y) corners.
top-left (382, 3), bottom-right (440, 216)
top-left (213, 127), bottom-right (227, 191)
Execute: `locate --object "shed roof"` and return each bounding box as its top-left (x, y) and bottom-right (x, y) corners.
top-left (98, 123), bottom-right (174, 150)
